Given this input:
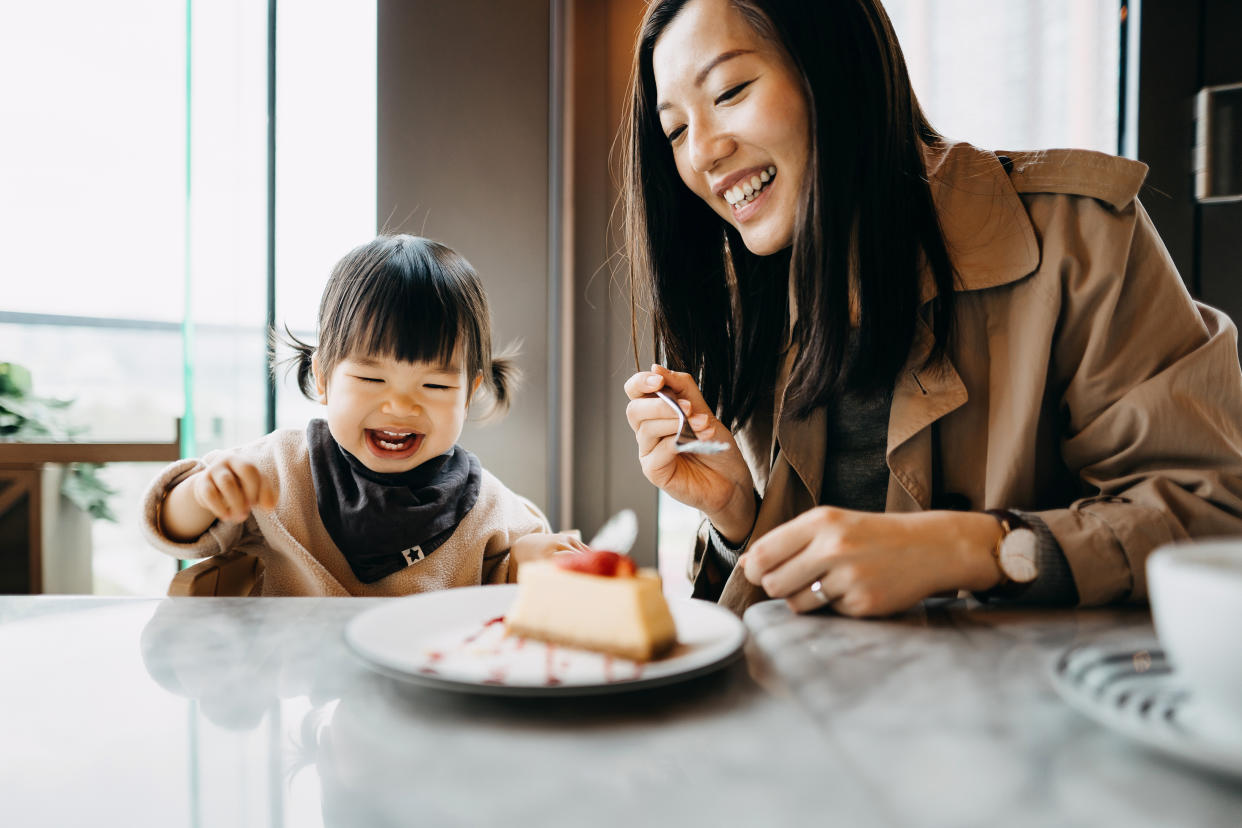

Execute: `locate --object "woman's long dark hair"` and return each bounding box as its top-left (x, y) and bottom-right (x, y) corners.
top-left (624, 0), bottom-right (957, 429)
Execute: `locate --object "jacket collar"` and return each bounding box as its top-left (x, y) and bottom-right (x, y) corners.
top-left (919, 140), bottom-right (1041, 304)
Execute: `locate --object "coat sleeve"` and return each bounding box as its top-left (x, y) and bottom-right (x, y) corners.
top-left (1028, 198), bottom-right (1242, 604)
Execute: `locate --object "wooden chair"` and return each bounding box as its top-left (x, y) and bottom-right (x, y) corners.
top-left (167, 550), bottom-right (265, 597)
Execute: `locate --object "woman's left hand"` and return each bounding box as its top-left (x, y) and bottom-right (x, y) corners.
top-left (737, 507), bottom-right (1005, 617)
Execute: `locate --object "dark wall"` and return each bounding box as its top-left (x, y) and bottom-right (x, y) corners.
top-left (378, 0), bottom-right (551, 512)
top-left (1138, 0), bottom-right (1242, 332)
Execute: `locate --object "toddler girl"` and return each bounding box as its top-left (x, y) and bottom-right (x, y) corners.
top-left (143, 234), bottom-right (577, 595)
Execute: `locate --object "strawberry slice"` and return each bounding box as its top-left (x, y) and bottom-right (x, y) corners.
top-left (555, 549), bottom-right (637, 577)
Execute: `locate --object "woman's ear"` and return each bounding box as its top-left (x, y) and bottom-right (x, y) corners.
top-left (311, 355), bottom-right (328, 404)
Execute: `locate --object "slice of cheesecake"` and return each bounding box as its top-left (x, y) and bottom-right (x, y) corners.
top-left (504, 550), bottom-right (677, 662)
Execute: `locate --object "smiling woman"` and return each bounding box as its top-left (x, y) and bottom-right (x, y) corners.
top-left (620, 0), bottom-right (1242, 618)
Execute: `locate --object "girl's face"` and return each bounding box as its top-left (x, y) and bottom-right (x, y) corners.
top-left (652, 0), bottom-right (810, 257)
top-left (314, 350), bottom-right (481, 474)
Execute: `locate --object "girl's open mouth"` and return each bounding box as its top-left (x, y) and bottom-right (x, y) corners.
top-left (364, 428), bottom-right (424, 460)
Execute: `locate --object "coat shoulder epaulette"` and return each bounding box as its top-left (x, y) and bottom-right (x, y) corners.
top-left (997, 148), bottom-right (1149, 211)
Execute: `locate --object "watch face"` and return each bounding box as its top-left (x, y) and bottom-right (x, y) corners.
top-left (1000, 527), bottom-right (1040, 583)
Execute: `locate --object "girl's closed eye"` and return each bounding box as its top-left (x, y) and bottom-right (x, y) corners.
top-left (352, 375), bottom-right (384, 383)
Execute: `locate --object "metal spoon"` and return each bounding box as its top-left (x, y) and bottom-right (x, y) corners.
top-left (654, 390), bottom-right (730, 455)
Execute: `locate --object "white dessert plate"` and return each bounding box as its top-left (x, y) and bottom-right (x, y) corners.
top-left (344, 584), bottom-right (747, 697)
top-left (1050, 642), bottom-right (1242, 781)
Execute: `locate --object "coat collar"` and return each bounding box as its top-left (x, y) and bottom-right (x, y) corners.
top-left (919, 140), bottom-right (1041, 304)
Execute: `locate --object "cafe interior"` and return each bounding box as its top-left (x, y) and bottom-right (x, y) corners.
top-left (1, 0), bottom-right (1240, 825)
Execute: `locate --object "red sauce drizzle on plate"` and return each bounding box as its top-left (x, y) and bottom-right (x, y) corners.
top-left (545, 643), bottom-right (561, 685)
top-left (463, 615), bottom-right (506, 645)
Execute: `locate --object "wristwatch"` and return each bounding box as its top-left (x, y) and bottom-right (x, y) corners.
top-left (985, 509), bottom-right (1039, 588)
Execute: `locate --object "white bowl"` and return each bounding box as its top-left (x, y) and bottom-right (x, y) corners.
top-left (1147, 539), bottom-right (1242, 735)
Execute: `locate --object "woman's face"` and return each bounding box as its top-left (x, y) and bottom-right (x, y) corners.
top-left (652, 0), bottom-right (810, 256)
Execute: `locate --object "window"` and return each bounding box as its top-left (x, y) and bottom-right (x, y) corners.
top-left (0, 0), bottom-right (375, 595)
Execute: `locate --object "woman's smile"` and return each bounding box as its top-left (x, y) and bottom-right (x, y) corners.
top-left (721, 165), bottom-right (777, 220)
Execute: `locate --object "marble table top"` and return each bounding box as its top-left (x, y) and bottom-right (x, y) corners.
top-left (0, 595), bottom-right (1238, 827)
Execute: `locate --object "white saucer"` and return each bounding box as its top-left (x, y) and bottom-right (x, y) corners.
top-left (1050, 642), bottom-right (1242, 780)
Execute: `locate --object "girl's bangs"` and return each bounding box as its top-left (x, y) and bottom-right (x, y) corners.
top-left (347, 265), bottom-right (473, 370)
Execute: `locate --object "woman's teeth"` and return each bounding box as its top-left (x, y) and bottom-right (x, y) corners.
top-left (724, 166), bottom-right (777, 207)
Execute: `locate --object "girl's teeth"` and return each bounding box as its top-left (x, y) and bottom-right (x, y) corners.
top-left (373, 429), bottom-right (415, 451)
top-left (760, 170), bottom-right (770, 183)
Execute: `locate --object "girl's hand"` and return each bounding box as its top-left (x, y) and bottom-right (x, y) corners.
top-left (161, 452), bottom-right (279, 542)
top-left (190, 452), bottom-right (280, 524)
top-left (509, 531), bottom-right (591, 575)
top-left (737, 508), bottom-right (1005, 617)
top-left (623, 365), bottom-right (756, 543)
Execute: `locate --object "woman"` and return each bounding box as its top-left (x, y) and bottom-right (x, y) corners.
top-left (621, 0), bottom-right (1242, 617)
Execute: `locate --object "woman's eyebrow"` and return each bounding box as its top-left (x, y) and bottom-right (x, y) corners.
top-left (657, 49), bottom-right (755, 112)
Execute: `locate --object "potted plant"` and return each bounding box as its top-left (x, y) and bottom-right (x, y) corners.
top-left (0, 362), bottom-right (118, 520)
top-left (0, 362), bottom-right (118, 593)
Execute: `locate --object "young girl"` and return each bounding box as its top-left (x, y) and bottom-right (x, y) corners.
top-left (143, 234), bottom-right (578, 596)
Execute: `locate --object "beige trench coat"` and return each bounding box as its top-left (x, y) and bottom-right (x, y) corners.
top-left (695, 141), bottom-right (1242, 614)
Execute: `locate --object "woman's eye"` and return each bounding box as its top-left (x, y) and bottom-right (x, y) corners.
top-left (665, 125), bottom-right (686, 144)
top-left (715, 81), bottom-right (751, 105)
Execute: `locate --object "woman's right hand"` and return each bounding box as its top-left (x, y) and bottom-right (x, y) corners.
top-left (623, 365), bottom-right (757, 543)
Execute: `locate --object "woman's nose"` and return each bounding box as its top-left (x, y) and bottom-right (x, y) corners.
top-left (687, 120), bottom-right (733, 173)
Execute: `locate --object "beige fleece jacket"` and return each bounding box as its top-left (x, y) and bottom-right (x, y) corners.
top-left (141, 428), bottom-right (551, 596)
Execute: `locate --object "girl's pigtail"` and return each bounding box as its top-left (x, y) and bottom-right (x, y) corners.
top-left (483, 340), bottom-right (523, 418)
top-left (269, 324), bottom-right (320, 401)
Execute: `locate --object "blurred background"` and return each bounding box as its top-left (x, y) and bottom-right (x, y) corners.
top-left (1, 0), bottom-right (1237, 597)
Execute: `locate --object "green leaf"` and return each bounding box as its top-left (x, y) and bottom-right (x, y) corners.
top-left (0, 363), bottom-right (32, 397)
top-left (0, 364), bottom-right (118, 521)
top-left (60, 463), bottom-right (119, 523)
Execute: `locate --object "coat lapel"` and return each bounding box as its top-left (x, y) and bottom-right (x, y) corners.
top-left (886, 142), bottom-right (1041, 509)
top-left (885, 318), bottom-right (968, 510)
